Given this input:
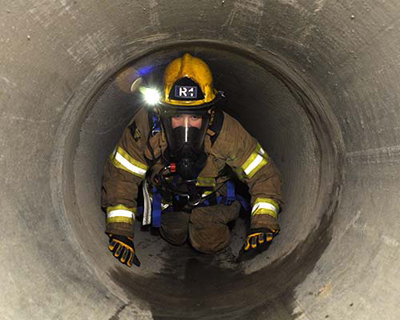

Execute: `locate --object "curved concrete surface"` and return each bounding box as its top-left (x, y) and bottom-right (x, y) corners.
top-left (1, 1), bottom-right (400, 319)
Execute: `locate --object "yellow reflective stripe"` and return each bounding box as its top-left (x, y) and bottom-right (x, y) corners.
top-left (110, 146), bottom-right (148, 178)
top-left (253, 198), bottom-right (279, 209)
top-left (241, 143), bottom-right (262, 170)
top-left (106, 204), bottom-right (136, 214)
top-left (107, 210), bottom-right (135, 219)
top-left (202, 191), bottom-right (213, 197)
top-left (196, 177), bottom-right (216, 187)
top-left (252, 198), bottom-right (279, 219)
top-left (245, 156), bottom-right (268, 179)
top-left (252, 209), bottom-right (277, 219)
top-left (240, 143), bottom-right (269, 179)
top-left (107, 217), bottom-right (134, 224)
top-left (106, 205), bottom-right (136, 225)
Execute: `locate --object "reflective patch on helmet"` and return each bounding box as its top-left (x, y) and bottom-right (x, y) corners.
top-left (175, 85), bottom-right (198, 99)
top-left (168, 77), bottom-right (204, 101)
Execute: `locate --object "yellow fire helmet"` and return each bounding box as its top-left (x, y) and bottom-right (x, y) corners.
top-left (161, 53), bottom-right (222, 110)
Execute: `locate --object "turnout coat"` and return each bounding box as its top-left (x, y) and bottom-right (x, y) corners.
top-left (102, 107), bottom-right (283, 238)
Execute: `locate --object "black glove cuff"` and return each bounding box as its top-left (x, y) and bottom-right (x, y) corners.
top-left (109, 234), bottom-right (134, 246)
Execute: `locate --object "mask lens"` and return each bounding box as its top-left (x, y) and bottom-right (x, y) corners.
top-left (171, 126), bottom-right (203, 154)
top-left (161, 111), bottom-right (208, 152)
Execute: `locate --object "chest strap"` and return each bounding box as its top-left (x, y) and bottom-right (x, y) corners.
top-left (143, 180), bottom-right (250, 228)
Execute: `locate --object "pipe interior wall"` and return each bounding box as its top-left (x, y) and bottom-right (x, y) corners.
top-left (1, 1), bottom-right (399, 319)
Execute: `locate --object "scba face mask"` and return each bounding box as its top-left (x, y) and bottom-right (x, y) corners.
top-left (161, 110), bottom-right (210, 181)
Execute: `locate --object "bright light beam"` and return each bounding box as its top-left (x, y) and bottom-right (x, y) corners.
top-left (140, 87), bottom-right (161, 105)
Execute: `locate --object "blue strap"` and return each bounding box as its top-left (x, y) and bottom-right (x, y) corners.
top-left (235, 194), bottom-right (251, 212)
top-left (214, 193), bottom-right (250, 211)
top-left (215, 180), bottom-right (250, 210)
top-left (151, 114), bottom-right (161, 136)
top-left (152, 186), bottom-right (162, 227)
top-left (226, 180), bottom-right (236, 203)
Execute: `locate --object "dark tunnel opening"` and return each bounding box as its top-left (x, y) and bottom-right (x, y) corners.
top-left (63, 42), bottom-right (343, 319)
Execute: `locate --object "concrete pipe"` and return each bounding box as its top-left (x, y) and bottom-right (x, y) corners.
top-left (1, 1), bottom-right (399, 319)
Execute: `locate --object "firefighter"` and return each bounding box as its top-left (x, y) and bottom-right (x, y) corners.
top-left (102, 53), bottom-right (283, 267)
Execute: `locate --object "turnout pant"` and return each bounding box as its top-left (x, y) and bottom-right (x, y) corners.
top-left (160, 201), bottom-right (241, 254)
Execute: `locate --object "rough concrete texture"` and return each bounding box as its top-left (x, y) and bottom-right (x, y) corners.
top-left (1, 0), bottom-right (399, 319)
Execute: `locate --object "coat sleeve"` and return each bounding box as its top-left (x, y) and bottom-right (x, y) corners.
top-left (101, 108), bottom-right (150, 237)
top-left (217, 112), bottom-right (283, 231)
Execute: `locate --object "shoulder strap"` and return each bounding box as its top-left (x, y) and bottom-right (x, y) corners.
top-left (209, 109), bottom-right (224, 146)
top-left (148, 109), bottom-right (161, 137)
top-left (145, 109), bottom-right (161, 165)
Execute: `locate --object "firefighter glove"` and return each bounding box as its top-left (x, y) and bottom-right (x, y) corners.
top-left (243, 228), bottom-right (279, 251)
top-left (108, 234), bottom-right (141, 267)
top-left (237, 228), bottom-right (279, 263)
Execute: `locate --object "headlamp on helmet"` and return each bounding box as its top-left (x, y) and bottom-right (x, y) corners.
top-left (130, 77), bottom-right (162, 106)
top-left (140, 86), bottom-right (161, 106)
